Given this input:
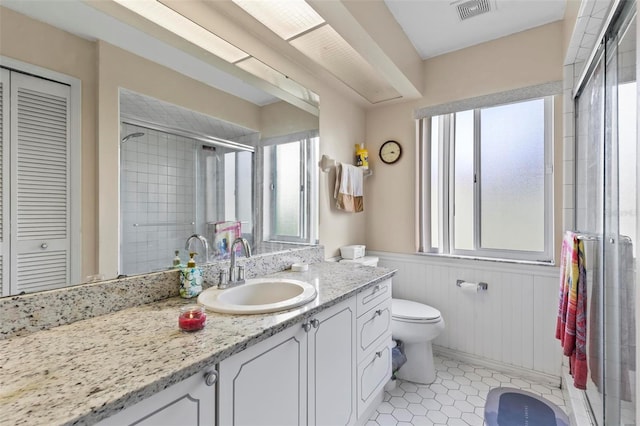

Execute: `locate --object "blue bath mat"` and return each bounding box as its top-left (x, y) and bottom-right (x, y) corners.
top-left (484, 387), bottom-right (569, 426)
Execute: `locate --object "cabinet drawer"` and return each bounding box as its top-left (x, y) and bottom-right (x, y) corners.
top-left (356, 279), bottom-right (392, 317)
top-left (357, 339), bottom-right (391, 418)
top-left (357, 298), bottom-right (391, 359)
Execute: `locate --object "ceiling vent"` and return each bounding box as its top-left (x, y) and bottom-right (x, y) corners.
top-left (454, 0), bottom-right (492, 21)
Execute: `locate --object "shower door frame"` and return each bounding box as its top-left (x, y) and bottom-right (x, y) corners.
top-left (573, 1), bottom-right (637, 424)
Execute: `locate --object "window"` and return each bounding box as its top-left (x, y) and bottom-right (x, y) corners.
top-left (418, 97), bottom-right (553, 262)
top-left (263, 131), bottom-right (318, 244)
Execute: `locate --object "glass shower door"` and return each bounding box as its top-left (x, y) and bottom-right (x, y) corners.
top-left (575, 4), bottom-right (637, 425)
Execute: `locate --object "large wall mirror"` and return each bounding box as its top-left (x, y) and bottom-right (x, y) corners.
top-left (0, 1), bottom-right (319, 296)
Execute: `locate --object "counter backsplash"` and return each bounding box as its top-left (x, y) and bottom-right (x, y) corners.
top-left (0, 245), bottom-right (324, 339)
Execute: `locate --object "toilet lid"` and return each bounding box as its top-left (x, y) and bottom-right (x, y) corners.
top-left (392, 298), bottom-right (441, 321)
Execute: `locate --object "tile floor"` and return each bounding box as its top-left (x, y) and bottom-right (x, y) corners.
top-left (367, 355), bottom-right (568, 426)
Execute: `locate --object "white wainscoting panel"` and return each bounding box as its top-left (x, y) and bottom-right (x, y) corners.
top-left (371, 251), bottom-right (562, 378)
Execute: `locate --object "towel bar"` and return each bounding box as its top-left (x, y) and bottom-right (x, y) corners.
top-left (318, 154), bottom-right (373, 176)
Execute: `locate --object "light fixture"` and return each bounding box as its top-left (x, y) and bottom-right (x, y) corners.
top-left (232, 0), bottom-right (401, 103)
top-left (113, 0), bottom-right (249, 63)
top-left (232, 0), bottom-right (325, 40)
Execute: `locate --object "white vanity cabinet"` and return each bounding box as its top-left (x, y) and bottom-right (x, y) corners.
top-left (218, 297), bottom-right (356, 426)
top-left (97, 368), bottom-right (217, 426)
top-left (355, 279), bottom-right (392, 420)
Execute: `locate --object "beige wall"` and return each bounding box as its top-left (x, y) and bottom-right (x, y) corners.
top-left (318, 87), bottom-right (367, 258)
top-left (0, 6), bottom-right (98, 280)
top-left (364, 21), bottom-right (565, 259)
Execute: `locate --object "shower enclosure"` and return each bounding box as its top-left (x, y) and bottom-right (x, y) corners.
top-left (119, 122), bottom-right (254, 275)
top-left (574, 2), bottom-right (637, 424)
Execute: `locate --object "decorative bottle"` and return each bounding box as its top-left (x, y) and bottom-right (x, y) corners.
top-left (179, 252), bottom-right (203, 298)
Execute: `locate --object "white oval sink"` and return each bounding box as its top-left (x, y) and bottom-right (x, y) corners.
top-left (197, 278), bottom-right (317, 314)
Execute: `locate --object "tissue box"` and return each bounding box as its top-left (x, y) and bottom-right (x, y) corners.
top-left (340, 245), bottom-right (365, 259)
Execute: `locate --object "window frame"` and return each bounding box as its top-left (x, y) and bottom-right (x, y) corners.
top-left (263, 131), bottom-right (318, 245)
top-left (419, 96), bottom-right (554, 263)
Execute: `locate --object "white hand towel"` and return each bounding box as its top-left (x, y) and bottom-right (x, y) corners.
top-left (334, 163), bottom-right (364, 212)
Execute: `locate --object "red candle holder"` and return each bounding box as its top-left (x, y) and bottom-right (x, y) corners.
top-left (178, 305), bottom-right (207, 332)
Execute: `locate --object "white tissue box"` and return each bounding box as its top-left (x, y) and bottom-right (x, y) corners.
top-left (340, 245), bottom-right (365, 259)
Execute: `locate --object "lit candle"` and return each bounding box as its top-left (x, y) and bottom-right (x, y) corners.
top-left (178, 305), bottom-right (207, 331)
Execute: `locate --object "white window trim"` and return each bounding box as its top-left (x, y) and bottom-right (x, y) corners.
top-left (0, 56), bottom-right (82, 285)
top-left (263, 131), bottom-right (319, 245)
top-left (418, 95), bottom-right (555, 263)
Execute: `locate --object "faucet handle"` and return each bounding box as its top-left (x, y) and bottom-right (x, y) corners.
top-left (219, 270), bottom-right (229, 288)
top-left (238, 266), bottom-right (245, 281)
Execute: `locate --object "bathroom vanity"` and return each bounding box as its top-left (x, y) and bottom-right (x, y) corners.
top-left (0, 260), bottom-right (394, 426)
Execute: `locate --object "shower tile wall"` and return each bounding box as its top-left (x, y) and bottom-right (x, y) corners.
top-left (120, 123), bottom-right (197, 275)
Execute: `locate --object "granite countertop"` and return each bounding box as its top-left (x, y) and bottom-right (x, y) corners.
top-left (0, 262), bottom-right (395, 426)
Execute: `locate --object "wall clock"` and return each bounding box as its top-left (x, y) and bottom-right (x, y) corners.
top-left (379, 140), bottom-right (402, 164)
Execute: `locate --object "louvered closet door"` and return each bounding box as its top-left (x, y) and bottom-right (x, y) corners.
top-left (10, 72), bottom-right (71, 294)
top-left (0, 69), bottom-right (9, 297)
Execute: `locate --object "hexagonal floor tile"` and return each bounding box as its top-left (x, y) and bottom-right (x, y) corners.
top-left (404, 391), bottom-right (422, 404)
top-left (375, 413), bottom-right (398, 425)
top-left (392, 408), bottom-right (413, 422)
top-left (440, 405), bottom-right (462, 419)
top-left (389, 396), bottom-right (410, 409)
top-left (408, 403), bottom-right (428, 416)
top-left (461, 412), bottom-right (484, 426)
top-left (371, 355), bottom-right (567, 426)
top-left (427, 409), bottom-right (448, 424)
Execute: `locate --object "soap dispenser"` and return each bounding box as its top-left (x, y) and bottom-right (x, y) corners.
top-left (172, 250), bottom-right (181, 267)
top-left (179, 252), bottom-right (203, 299)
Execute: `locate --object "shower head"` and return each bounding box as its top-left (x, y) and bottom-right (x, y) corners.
top-left (121, 132), bottom-right (145, 143)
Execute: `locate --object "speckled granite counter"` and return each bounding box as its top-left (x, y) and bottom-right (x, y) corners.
top-left (0, 262), bottom-right (395, 426)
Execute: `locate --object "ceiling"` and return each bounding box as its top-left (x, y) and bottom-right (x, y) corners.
top-left (385, 0), bottom-right (567, 59)
top-left (1, 0), bottom-right (568, 108)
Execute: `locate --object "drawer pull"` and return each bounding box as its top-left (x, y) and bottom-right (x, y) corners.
top-left (302, 322), bottom-right (312, 332)
top-left (375, 351), bottom-right (383, 358)
top-left (204, 371), bottom-right (217, 387)
top-left (41, 243), bottom-right (48, 249)
top-left (373, 285), bottom-right (381, 293)
top-left (311, 319), bottom-right (320, 328)
top-left (375, 309), bottom-right (382, 317)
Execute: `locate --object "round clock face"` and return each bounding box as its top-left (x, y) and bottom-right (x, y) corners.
top-left (379, 140), bottom-right (402, 164)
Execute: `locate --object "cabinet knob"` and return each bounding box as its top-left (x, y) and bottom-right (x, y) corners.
top-left (302, 322), bottom-right (312, 332)
top-left (375, 309), bottom-right (382, 317)
top-left (373, 285), bottom-right (381, 293)
top-left (40, 243), bottom-right (48, 249)
top-left (204, 370), bottom-right (218, 387)
top-left (375, 351), bottom-right (383, 358)
top-left (311, 319), bottom-right (320, 328)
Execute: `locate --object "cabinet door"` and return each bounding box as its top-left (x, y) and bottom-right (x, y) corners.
top-left (219, 323), bottom-right (308, 426)
top-left (97, 369), bottom-right (216, 426)
top-left (357, 343), bottom-right (391, 418)
top-left (308, 298), bottom-right (356, 426)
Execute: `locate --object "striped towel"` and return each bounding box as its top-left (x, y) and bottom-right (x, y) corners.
top-left (555, 231), bottom-right (588, 389)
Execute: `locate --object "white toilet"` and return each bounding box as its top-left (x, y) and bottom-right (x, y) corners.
top-left (391, 299), bottom-right (445, 384)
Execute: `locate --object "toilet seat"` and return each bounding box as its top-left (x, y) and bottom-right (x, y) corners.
top-left (392, 299), bottom-right (441, 323)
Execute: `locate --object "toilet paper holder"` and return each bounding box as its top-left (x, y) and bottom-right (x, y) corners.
top-left (456, 279), bottom-right (488, 291)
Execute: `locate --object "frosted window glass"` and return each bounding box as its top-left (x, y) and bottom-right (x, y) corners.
top-left (430, 117), bottom-right (439, 248)
top-left (454, 110), bottom-right (474, 250)
top-left (275, 142), bottom-right (301, 236)
top-left (236, 151), bottom-right (253, 236)
top-left (224, 153), bottom-right (236, 220)
top-left (480, 99), bottom-right (545, 251)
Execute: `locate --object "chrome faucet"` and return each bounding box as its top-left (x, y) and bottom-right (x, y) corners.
top-left (185, 234), bottom-right (210, 263)
top-left (227, 237), bottom-right (252, 286)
